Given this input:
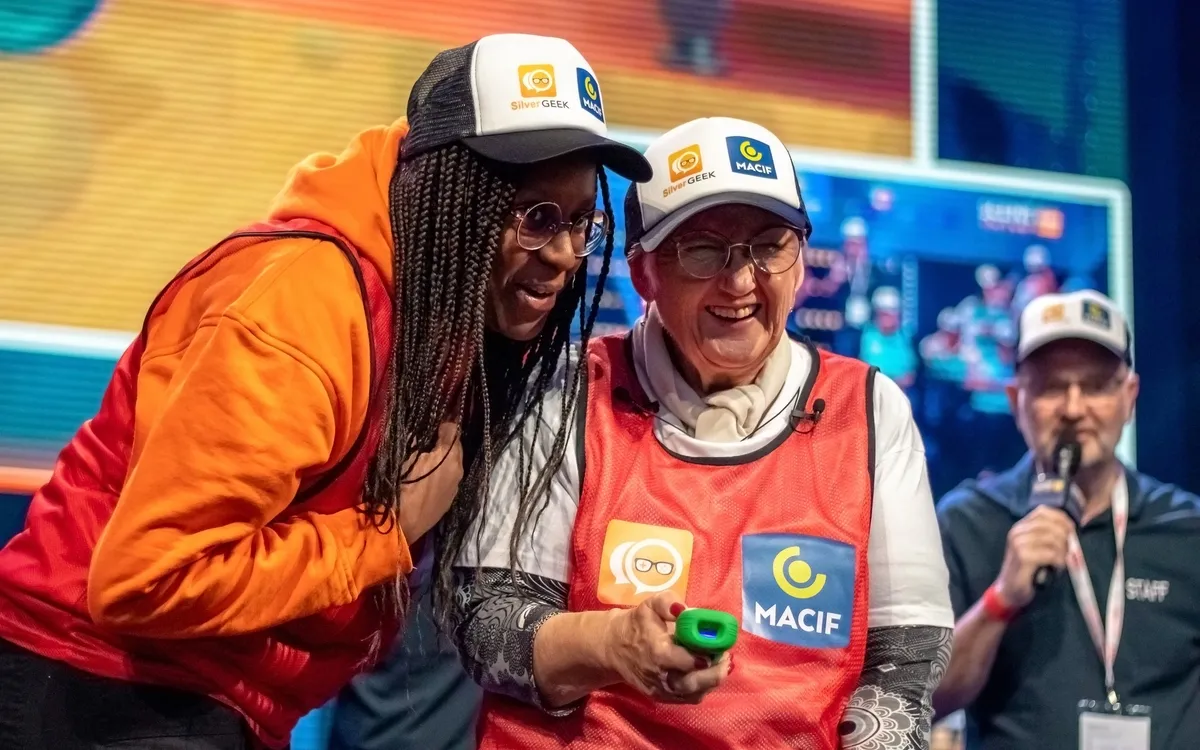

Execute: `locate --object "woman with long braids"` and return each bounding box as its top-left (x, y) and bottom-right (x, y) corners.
top-left (0, 34), bottom-right (650, 750)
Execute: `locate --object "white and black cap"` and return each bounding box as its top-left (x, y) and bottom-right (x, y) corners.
top-left (623, 117), bottom-right (812, 252)
top-left (1017, 289), bottom-right (1133, 366)
top-left (401, 34), bottom-right (651, 182)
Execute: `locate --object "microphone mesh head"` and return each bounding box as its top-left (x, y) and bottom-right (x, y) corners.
top-left (1055, 432), bottom-right (1082, 477)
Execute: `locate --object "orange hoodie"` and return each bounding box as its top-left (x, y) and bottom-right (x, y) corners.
top-left (86, 120), bottom-right (413, 635)
top-left (0, 119), bottom-right (426, 745)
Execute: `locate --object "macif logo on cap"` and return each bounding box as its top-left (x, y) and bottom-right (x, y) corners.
top-left (1081, 300), bottom-right (1112, 329)
top-left (726, 136), bottom-right (777, 179)
top-left (518, 64), bottom-right (557, 98)
top-left (576, 68), bottom-right (604, 122)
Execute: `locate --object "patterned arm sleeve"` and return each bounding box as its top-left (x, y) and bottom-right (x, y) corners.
top-left (839, 625), bottom-right (954, 750)
top-left (452, 566), bottom-right (576, 715)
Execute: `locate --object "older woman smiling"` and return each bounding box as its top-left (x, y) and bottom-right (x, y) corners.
top-left (454, 117), bottom-right (954, 749)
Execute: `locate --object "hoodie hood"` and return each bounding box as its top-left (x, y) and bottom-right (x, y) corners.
top-left (268, 119), bottom-right (409, 290)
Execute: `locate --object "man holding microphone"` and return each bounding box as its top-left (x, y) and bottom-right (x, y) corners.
top-left (934, 290), bottom-right (1200, 750)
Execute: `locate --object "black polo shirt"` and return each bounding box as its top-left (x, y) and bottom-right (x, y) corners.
top-left (937, 454), bottom-right (1200, 750)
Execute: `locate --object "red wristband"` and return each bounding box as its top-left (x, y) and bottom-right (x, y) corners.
top-left (982, 584), bottom-right (1022, 622)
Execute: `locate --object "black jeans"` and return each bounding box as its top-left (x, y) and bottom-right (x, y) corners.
top-left (0, 638), bottom-right (253, 749)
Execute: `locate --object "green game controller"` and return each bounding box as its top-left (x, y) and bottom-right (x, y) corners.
top-left (673, 608), bottom-right (739, 657)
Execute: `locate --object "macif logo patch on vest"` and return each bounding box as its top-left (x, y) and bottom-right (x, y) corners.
top-left (741, 533), bottom-right (855, 649)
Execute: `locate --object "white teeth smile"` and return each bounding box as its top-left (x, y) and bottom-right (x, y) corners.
top-left (708, 305), bottom-right (758, 321)
top-left (520, 286), bottom-right (553, 299)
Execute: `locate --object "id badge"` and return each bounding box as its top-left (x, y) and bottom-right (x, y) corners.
top-left (1078, 699), bottom-right (1151, 750)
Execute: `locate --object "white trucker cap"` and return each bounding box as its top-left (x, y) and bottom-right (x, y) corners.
top-left (1017, 289), bottom-right (1132, 366)
top-left (400, 34), bottom-right (651, 182)
top-left (623, 117), bottom-right (812, 251)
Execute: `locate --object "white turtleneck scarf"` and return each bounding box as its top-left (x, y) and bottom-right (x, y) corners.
top-left (633, 304), bottom-right (792, 443)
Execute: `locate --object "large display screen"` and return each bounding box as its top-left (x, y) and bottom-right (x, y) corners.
top-left (0, 1), bottom-right (1135, 744)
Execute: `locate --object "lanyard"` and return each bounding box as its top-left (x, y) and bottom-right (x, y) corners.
top-left (1064, 479), bottom-right (1128, 708)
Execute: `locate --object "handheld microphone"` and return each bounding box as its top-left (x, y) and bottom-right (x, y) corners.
top-left (1055, 434), bottom-right (1083, 488)
top-left (1031, 431), bottom-right (1082, 589)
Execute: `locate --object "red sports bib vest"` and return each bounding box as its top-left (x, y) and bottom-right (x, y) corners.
top-left (479, 334), bottom-right (876, 749)
top-left (0, 220), bottom-right (397, 748)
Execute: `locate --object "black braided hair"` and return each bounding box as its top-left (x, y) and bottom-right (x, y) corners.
top-left (496, 168), bottom-right (615, 597)
top-left (361, 142), bottom-right (615, 622)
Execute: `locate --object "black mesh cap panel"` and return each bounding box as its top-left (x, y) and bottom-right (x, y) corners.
top-left (401, 41), bottom-right (480, 160)
top-left (623, 181), bottom-right (647, 255)
top-left (788, 159), bottom-right (814, 240)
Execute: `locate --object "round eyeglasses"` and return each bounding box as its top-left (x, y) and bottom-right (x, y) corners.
top-left (511, 202), bottom-right (610, 258)
top-left (668, 226), bottom-right (804, 279)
